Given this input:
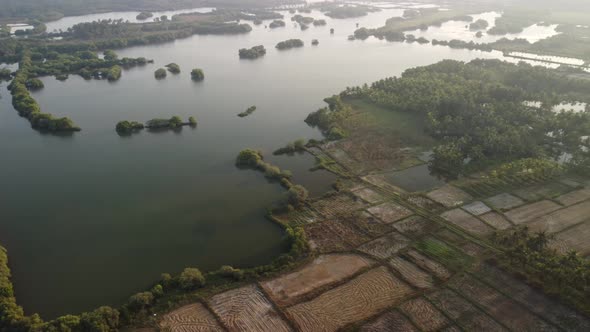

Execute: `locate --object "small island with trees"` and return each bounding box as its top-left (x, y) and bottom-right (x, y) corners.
top-left (191, 68), bottom-right (205, 81)
top-left (276, 39), bottom-right (304, 50)
top-left (269, 20), bottom-right (286, 28)
top-left (238, 106), bottom-right (256, 117)
top-left (165, 63), bottom-right (180, 74)
top-left (239, 45), bottom-right (266, 59)
top-left (154, 68), bottom-right (167, 79)
top-left (136, 12), bottom-right (153, 20)
top-left (116, 116), bottom-right (197, 134)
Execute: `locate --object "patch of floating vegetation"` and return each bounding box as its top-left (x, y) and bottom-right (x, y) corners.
top-left (238, 106), bottom-right (256, 118)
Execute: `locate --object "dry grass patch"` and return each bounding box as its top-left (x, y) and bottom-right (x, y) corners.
top-left (261, 254), bottom-right (373, 307)
top-left (527, 202), bottom-right (590, 233)
top-left (556, 188), bottom-right (590, 206)
top-left (479, 212), bottom-right (512, 230)
top-left (159, 303), bottom-right (224, 332)
top-left (392, 216), bottom-right (440, 238)
top-left (450, 274), bottom-right (557, 332)
top-left (477, 264), bottom-right (590, 331)
top-left (441, 208), bottom-right (494, 236)
top-left (342, 211), bottom-right (393, 238)
top-left (389, 256), bottom-right (434, 289)
top-left (352, 187), bottom-right (385, 204)
top-left (552, 221), bottom-right (590, 256)
top-left (399, 297), bottom-right (451, 331)
top-left (427, 185), bottom-right (473, 208)
top-left (485, 193), bottom-right (525, 211)
top-left (305, 220), bottom-right (369, 252)
top-left (360, 310), bottom-right (418, 332)
top-left (286, 267), bottom-right (414, 332)
top-left (503, 200), bottom-right (561, 225)
top-left (357, 231), bottom-right (411, 259)
top-left (313, 193), bottom-right (366, 219)
top-left (208, 284), bottom-right (292, 332)
top-left (367, 202), bottom-right (413, 224)
top-left (427, 288), bottom-right (507, 332)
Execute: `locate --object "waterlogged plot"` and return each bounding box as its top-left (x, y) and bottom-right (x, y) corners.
top-left (479, 212), bottom-right (512, 230)
top-left (399, 297), bottom-right (451, 331)
top-left (513, 182), bottom-right (573, 201)
top-left (286, 267), bottom-right (414, 332)
top-left (405, 249), bottom-right (451, 280)
top-left (305, 220), bottom-right (369, 252)
top-left (261, 254), bottom-right (373, 307)
top-left (461, 201), bottom-right (491, 216)
top-left (352, 187), bottom-right (385, 204)
top-left (367, 202), bottom-right (413, 224)
top-left (392, 216), bottom-right (440, 238)
top-left (504, 200), bottom-right (561, 225)
top-left (527, 202), bottom-right (590, 233)
top-left (485, 193), bottom-right (525, 210)
top-left (477, 264), bottom-right (590, 331)
top-left (450, 275), bottom-right (557, 332)
top-left (361, 310), bottom-right (418, 332)
top-left (552, 221), bottom-right (590, 255)
top-left (427, 288), bottom-right (507, 332)
top-left (159, 303), bottom-right (224, 332)
top-left (313, 193), bottom-right (367, 219)
top-left (556, 188), bottom-right (590, 206)
top-left (441, 208), bottom-right (494, 236)
top-left (389, 256), bottom-right (434, 289)
top-left (357, 231), bottom-right (411, 259)
top-left (208, 285), bottom-right (292, 332)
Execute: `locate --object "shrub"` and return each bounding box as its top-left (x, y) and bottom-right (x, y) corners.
top-left (165, 63), bottom-right (180, 74)
top-left (236, 149), bottom-right (263, 167)
top-left (154, 68), bottom-right (167, 79)
top-left (178, 267), bottom-right (206, 290)
top-left (191, 68), bottom-right (205, 81)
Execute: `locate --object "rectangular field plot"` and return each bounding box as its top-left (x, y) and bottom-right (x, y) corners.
top-left (504, 200), bottom-right (561, 225)
top-left (479, 212), bottom-right (512, 230)
top-left (389, 256), bottom-right (434, 289)
top-left (435, 229), bottom-right (487, 257)
top-left (406, 194), bottom-right (445, 213)
top-left (361, 310), bottom-right (418, 332)
top-left (313, 193), bottom-right (367, 219)
top-left (427, 185), bottom-right (473, 208)
top-left (414, 238), bottom-right (474, 272)
top-left (208, 284), bottom-right (292, 332)
top-left (461, 201), bottom-right (491, 216)
top-left (357, 231), bottom-right (411, 259)
top-left (556, 188), bottom-right (590, 206)
top-left (552, 221), bottom-right (590, 256)
top-left (305, 220), bottom-right (370, 252)
top-left (392, 216), bottom-right (440, 238)
top-left (476, 264), bottom-right (590, 331)
top-left (399, 297), bottom-right (451, 331)
top-left (527, 202), bottom-right (590, 233)
top-left (449, 274), bottom-right (557, 332)
top-left (514, 182), bottom-right (572, 201)
top-left (261, 254), bottom-right (373, 307)
top-left (159, 303), bottom-right (224, 332)
top-left (352, 187), bottom-right (385, 204)
top-left (405, 249), bottom-right (451, 280)
top-left (286, 267), bottom-right (414, 332)
top-left (367, 202), bottom-right (413, 224)
top-left (343, 211), bottom-right (393, 238)
top-left (427, 288), bottom-right (507, 332)
top-left (485, 193), bottom-right (525, 210)
top-left (441, 208), bottom-right (494, 236)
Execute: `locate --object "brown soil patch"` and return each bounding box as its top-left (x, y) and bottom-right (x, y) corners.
top-left (527, 202), bottom-right (590, 233)
top-left (405, 249), bottom-right (451, 280)
top-left (479, 212), bottom-right (512, 230)
top-left (360, 310), bottom-right (418, 332)
top-left (352, 187), bottom-right (385, 204)
top-left (357, 231), bottom-right (411, 259)
top-left (261, 254), bottom-right (373, 307)
top-left (392, 216), bottom-right (440, 238)
top-left (441, 209), bottom-right (494, 236)
top-left (450, 274), bottom-right (557, 331)
top-left (485, 193), bottom-right (525, 210)
top-left (556, 188), bottom-right (590, 206)
top-left (427, 288), bottom-right (507, 332)
top-left (477, 264), bottom-right (590, 331)
top-left (286, 267), bottom-right (414, 332)
top-left (313, 193), bottom-right (367, 219)
top-left (367, 202), bottom-right (413, 224)
top-left (208, 284), bottom-right (292, 332)
top-left (503, 200), bottom-right (561, 225)
top-left (399, 297), bottom-right (451, 331)
top-left (426, 185), bottom-right (473, 208)
top-left (159, 303), bottom-right (224, 332)
top-left (305, 219), bottom-right (371, 252)
top-left (389, 256), bottom-right (434, 289)
top-left (552, 221), bottom-right (590, 256)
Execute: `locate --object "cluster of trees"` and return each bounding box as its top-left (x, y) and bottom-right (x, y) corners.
top-left (305, 95), bottom-right (350, 140)
top-left (116, 116), bottom-right (196, 134)
top-left (165, 63), bottom-right (180, 74)
top-left (313, 19), bottom-right (326, 26)
top-left (431, 38), bottom-right (493, 51)
top-left (136, 12), bottom-right (153, 20)
top-left (238, 106), bottom-right (256, 117)
top-left (405, 34), bottom-right (429, 44)
top-left (238, 45), bottom-right (266, 59)
top-left (469, 19), bottom-right (489, 31)
top-left (190, 68), bottom-right (204, 81)
top-left (275, 39), bottom-right (304, 50)
top-left (8, 52), bottom-right (80, 132)
top-left (488, 11), bottom-right (537, 35)
top-left (340, 59), bottom-right (590, 178)
top-left (0, 67), bottom-right (12, 80)
top-left (154, 68), bottom-right (166, 79)
top-left (273, 139), bottom-right (306, 155)
top-left (320, 4), bottom-right (377, 19)
top-left (291, 15), bottom-right (314, 25)
top-left (269, 20), bottom-right (285, 29)
top-left (235, 149), bottom-right (293, 184)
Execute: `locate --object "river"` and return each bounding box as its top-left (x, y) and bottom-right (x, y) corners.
top-left (0, 6), bottom-right (564, 318)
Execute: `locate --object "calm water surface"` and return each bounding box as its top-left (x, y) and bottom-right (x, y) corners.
top-left (0, 8), bottom-right (533, 318)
